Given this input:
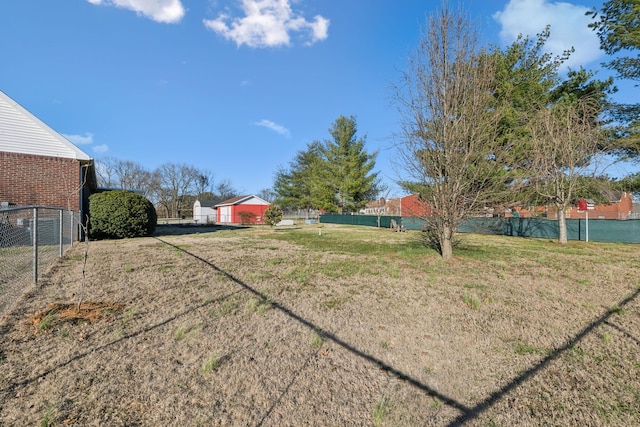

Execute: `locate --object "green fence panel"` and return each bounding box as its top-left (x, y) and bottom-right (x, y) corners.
top-left (400, 217), bottom-right (429, 231)
top-left (320, 214), bottom-right (640, 244)
top-left (459, 218), bottom-right (560, 239)
top-left (459, 217), bottom-right (640, 243)
top-left (320, 214), bottom-right (401, 228)
top-left (573, 219), bottom-right (640, 243)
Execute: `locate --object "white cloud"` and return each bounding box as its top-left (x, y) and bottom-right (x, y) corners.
top-left (203, 0), bottom-right (329, 48)
top-left (63, 132), bottom-right (109, 153)
top-left (63, 132), bottom-right (94, 145)
top-left (493, 0), bottom-right (602, 69)
top-left (87, 0), bottom-right (185, 24)
top-left (254, 119), bottom-right (290, 137)
top-left (92, 144), bottom-right (110, 153)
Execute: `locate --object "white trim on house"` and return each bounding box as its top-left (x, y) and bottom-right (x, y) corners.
top-left (215, 195), bottom-right (270, 207)
top-left (0, 90), bottom-right (91, 161)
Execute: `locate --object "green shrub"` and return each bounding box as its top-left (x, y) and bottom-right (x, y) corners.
top-left (89, 190), bottom-right (157, 239)
top-left (238, 211), bottom-right (257, 225)
top-left (263, 204), bottom-right (283, 226)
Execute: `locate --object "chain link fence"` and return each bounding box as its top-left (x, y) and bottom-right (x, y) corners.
top-left (0, 206), bottom-right (81, 315)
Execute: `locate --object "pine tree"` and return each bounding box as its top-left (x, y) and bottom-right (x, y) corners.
top-left (273, 116), bottom-right (381, 214)
top-left (323, 115), bottom-right (380, 213)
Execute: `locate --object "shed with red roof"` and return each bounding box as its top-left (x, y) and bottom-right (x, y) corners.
top-left (215, 195), bottom-right (270, 224)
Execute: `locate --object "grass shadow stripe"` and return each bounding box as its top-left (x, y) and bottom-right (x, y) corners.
top-left (0, 289), bottom-right (243, 398)
top-left (604, 319), bottom-right (640, 346)
top-left (448, 286), bottom-right (640, 426)
top-left (154, 237), bottom-right (472, 418)
top-left (255, 346), bottom-right (323, 426)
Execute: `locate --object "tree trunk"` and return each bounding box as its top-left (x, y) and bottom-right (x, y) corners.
top-left (557, 204), bottom-right (568, 244)
top-left (440, 225), bottom-right (454, 260)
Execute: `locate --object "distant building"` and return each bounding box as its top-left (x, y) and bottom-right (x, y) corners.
top-left (507, 191), bottom-right (635, 220)
top-left (193, 199), bottom-right (217, 224)
top-left (215, 195), bottom-right (270, 224)
top-left (362, 194), bottom-right (431, 217)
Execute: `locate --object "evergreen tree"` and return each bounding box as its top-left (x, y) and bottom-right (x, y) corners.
top-left (263, 204), bottom-right (284, 226)
top-left (273, 116), bottom-right (380, 214)
top-left (323, 115), bottom-right (381, 213)
top-left (491, 30), bottom-right (615, 244)
top-left (587, 0), bottom-right (640, 81)
top-left (490, 27), bottom-right (570, 197)
top-left (587, 0), bottom-right (639, 156)
top-left (273, 141), bottom-right (333, 215)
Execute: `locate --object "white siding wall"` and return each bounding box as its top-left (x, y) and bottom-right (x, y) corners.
top-left (0, 91), bottom-right (91, 160)
top-left (194, 207), bottom-right (216, 223)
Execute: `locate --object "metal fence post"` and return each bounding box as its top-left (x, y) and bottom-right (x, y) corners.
top-left (33, 207), bottom-right (38, 284)
top-left (59, 209), bottom-right (64, 257)
top-left (69, 210), bottom-right (74, 246)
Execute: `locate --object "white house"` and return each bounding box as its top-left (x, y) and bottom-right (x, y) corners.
top-left (193, 200), bottom-right (217, 224)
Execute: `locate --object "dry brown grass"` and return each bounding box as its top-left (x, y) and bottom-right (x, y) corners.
top-left (0, 223), bottom-right (638, 426)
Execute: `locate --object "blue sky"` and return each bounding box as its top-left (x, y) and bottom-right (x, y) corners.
top-left (1, 0), bottom-right (636, 196)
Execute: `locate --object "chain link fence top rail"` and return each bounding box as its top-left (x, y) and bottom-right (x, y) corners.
top-left (0, 206), bottom-right (80, 315)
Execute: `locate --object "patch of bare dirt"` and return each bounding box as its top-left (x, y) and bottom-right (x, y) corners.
top-left (30, 302), bottom-right (125, 333)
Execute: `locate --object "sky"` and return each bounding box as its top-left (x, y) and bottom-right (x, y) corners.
top-left (1, 0), bottom-right (636, 196)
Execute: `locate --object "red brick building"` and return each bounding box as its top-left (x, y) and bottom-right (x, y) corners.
top-left (507, 191), bottom-right (635, 220)
top-left (362, 194), bottom-right (432, 217)
top-left (0, 90), bottom-right (96, 216)
top-left (567, 191), bottom-right (634, 220)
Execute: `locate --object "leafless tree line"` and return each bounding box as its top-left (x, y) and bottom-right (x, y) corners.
top-left (95, 157), bottom-right (240, 218)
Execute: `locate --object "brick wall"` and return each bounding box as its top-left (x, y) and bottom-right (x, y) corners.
top-left (567, 192), bottom-right (634, 219)
top-left (0, 151), bottom-right (81, 210)
top-left (508, 192), bottom-right (635, 220)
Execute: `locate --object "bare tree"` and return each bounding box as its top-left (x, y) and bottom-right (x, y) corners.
top-left (215, 179), bottom-right (239, 202)
top-left (257, 187), bottom-right (276, 202)
top-left (115, 160), bottom-right (153, 197)
top-left (95, 156), bottom-right (119, 188)
top-left (97, 157), bottom-right (235, 218)
top-left (393, 3), bottom-right (504, 260)
top-left (152, 162), bottom-right (199, 218)
top-left (96, 157), bottom-right (152, 197)
top-left (194, 169), bottom-right (215, 198)
top-left (529, 96), bottom-right (604, 244)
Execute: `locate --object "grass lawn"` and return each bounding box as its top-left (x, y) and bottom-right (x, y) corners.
top-left (0, 223), bottom-right (638, 426)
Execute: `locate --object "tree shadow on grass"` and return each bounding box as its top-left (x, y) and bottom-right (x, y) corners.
top-left (0, 289), bottom-right (244, 397)
top-left (3, 235), bottom-right (638, 425)
top-left (153, 239), bottom-right (640, 426)
top-left (448, 286), bottom-right (640, 426)
top-left (154, 223), bottom-right (249, 236)
top-left (255, 343), bottom-right (323, 426)
top-left (154, 238), bottom-right (473, 419)
top-left (604, 319), bottom-right (640, 346)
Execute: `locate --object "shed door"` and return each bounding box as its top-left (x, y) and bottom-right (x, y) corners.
top-left (220, 206), bottom-right (231, 223)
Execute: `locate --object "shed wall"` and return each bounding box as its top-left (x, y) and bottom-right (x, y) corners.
top-left (230, 204), bottom-right (268, 224)
top-left (194, 206), bottom-right (216, 223)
